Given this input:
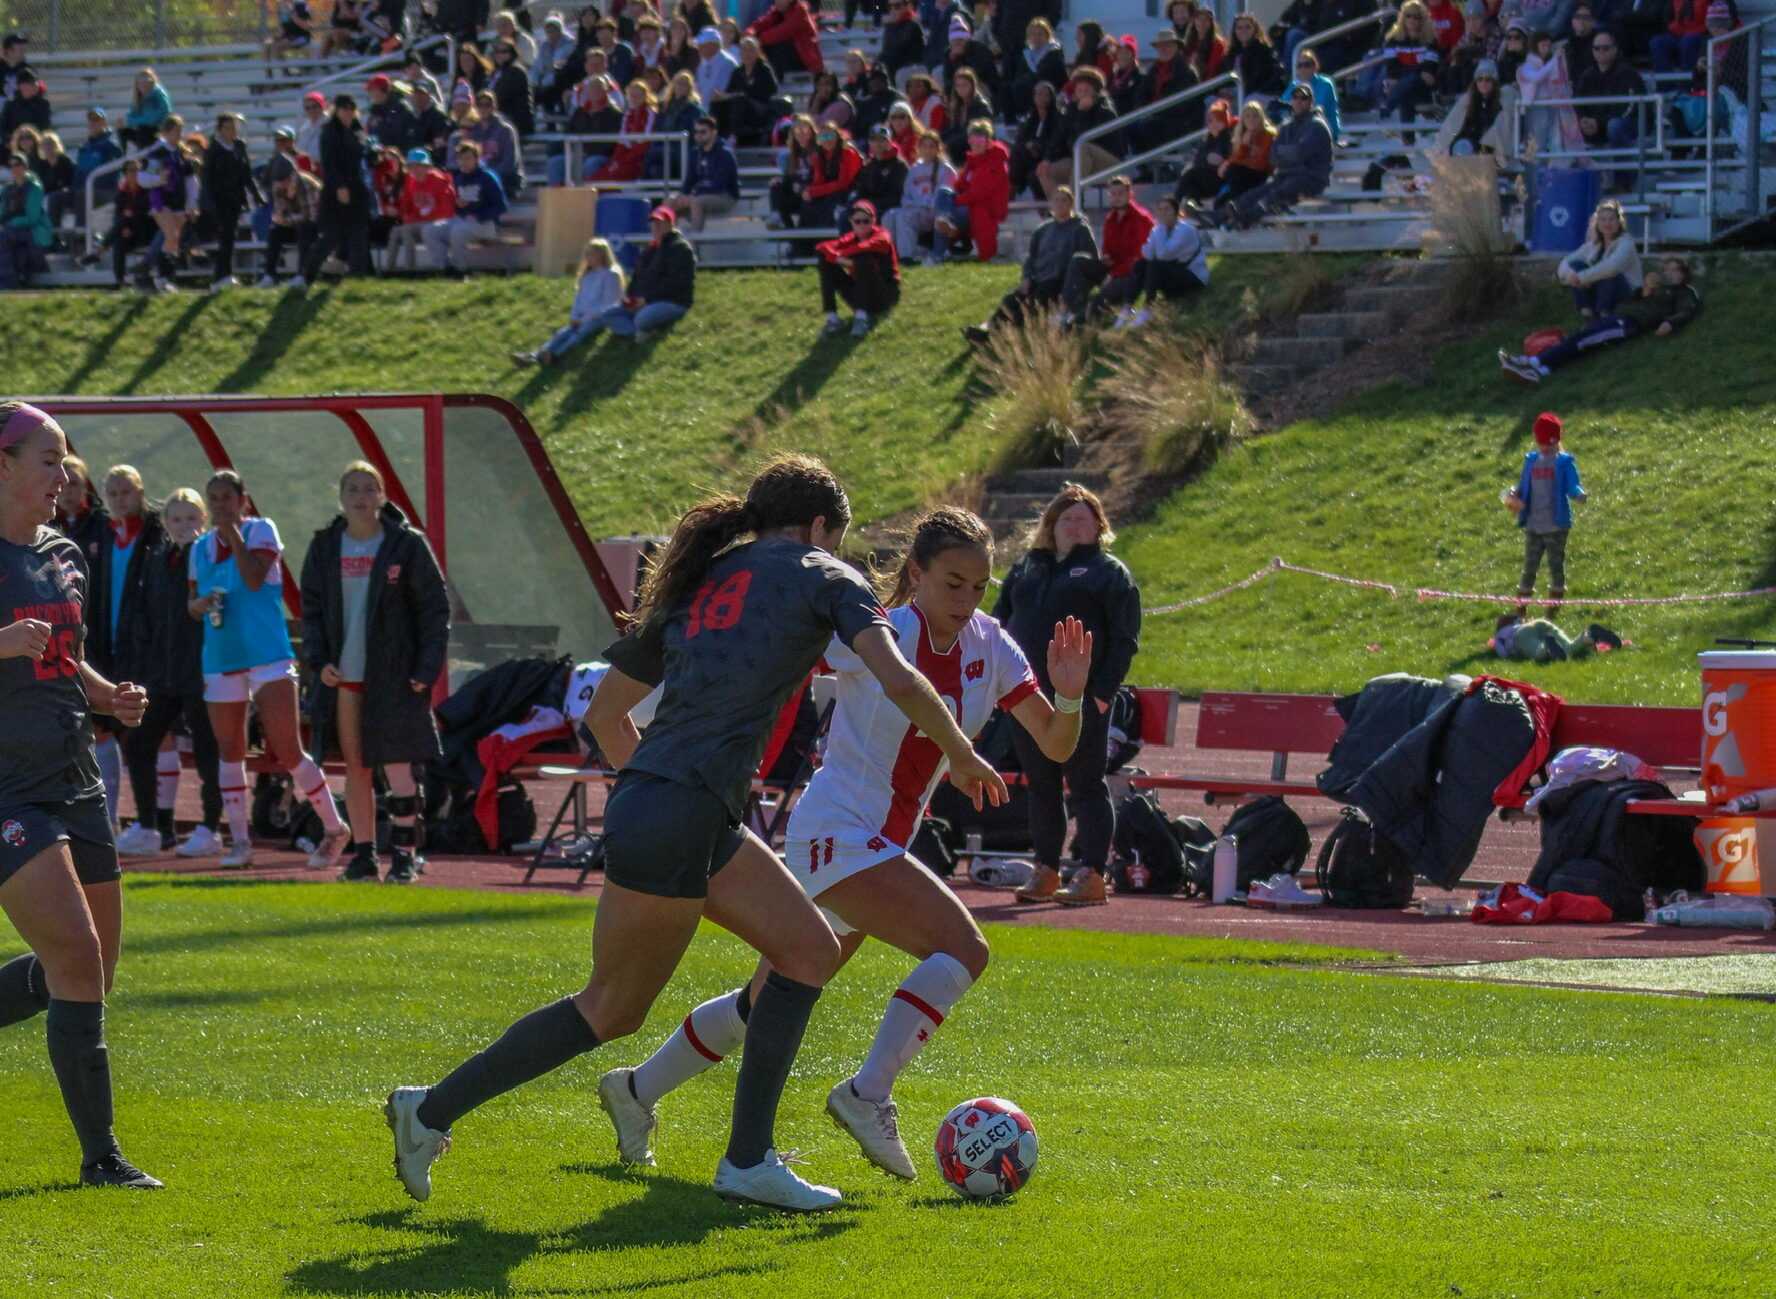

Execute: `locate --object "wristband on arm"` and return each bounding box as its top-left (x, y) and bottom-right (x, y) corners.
top-left (1053, 692), bottom-right (1083, 714)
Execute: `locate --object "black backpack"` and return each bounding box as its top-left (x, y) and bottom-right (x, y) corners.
top-left (1315, 808), bottom-right (1416, 908)
top-left (1110, 790), bottom-right (1185, 893)
top-left (1221, 796), bottom-right (1312, 888)
top-left (910, 815), bottom-right (960, 878)
top-left (1105, 685), bottom-right (1144, 774)
top-left (1173, 815), bottom-right (1219, 898)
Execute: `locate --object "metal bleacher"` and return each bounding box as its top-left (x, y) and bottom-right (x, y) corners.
top-left (24, 6), bottom-right (1776, 287)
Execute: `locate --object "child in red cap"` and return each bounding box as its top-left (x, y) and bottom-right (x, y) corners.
top-left (1505, 412), bottom-right (1586, 611)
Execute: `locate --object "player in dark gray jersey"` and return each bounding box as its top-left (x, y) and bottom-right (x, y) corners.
top-left (0, 401), bottom-right (161, 1190)
top-left (386, 454), bottom-right (1007, 1213)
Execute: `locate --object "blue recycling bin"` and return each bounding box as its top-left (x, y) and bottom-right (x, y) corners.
top-left (594, 196), bottom-right (651, 274)
top-left (1530, 168), bottom-right (1603, 254)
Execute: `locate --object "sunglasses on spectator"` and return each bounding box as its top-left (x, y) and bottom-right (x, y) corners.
top-left (851, 215), bottom-right (872, 224)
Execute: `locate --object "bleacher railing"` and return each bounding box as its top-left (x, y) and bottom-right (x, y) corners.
top-left (1705, 14), bottom-right (1773, 239)
top-left (303, 32), bottom-right (455, 97)
top-left (1297, 5), bottom-right (1397, 83)
top-left (1511, 94), bottom-right (1665, 205)
top-left (1074, 73), bottom-right (1244, 195)
top-left (542, 133), bottom-right (692, 191)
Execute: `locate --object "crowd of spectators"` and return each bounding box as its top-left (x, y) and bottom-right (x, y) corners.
top-left (0, 0), bottom-right (1755, 291)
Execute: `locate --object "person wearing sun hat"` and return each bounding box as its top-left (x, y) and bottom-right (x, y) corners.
top-left (1132, 26), bottom-right (1197, 152)
top-left (1225, 81), bottom-right (1330, 227)
top-left (1503, 411), bottom-right (1587, 613)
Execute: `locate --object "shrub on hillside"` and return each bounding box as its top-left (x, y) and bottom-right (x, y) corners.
top-left (1099, 327), bottom-right (1253, 476)
top-left (977, 309), bottom-right (1088, 470)
top-left (1424, 153), bottom-right (1524, 325)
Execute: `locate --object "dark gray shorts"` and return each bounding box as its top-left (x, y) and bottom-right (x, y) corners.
top-left (601, 772), bottom-right (745, 900)
top-left (0, 798), bottom-right (121, 890)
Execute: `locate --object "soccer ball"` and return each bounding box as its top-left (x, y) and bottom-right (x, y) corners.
top-left (933, 1097), bottom-right (1037, 1199)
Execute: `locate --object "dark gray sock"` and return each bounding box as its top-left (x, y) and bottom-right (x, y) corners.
top-left (417, 997), bottom-right (598, 1132)
top-left (0, 953), bottom-right (50, 1028)
top-left (725, 971), bottom-right (821, 1169)
top-left (45, 999), bottom-right (118, 1166)
top-left (735, 983), bottom-right (753, 1023)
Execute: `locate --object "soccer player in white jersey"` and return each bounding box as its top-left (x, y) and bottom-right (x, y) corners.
top-left (598, 507), bottom-right (1090, 1179)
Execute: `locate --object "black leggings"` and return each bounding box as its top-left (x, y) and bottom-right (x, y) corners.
top-left (123, 689), bottom-right (222, 831)
top-left (1010, 695), bottom-right (1113, 873)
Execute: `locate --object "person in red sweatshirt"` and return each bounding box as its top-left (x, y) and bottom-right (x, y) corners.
top-left (586, 82), bottom-right (658, 184)
top-left (934, 119), bottom-right (1010, 261)
top-left (749, 0), bottom-right (825, 78)
top-left (815, 199), bottom-right (901, 338)
top-left (802, 125), bottom-right (863, 230)
top-left (388, 146), bottom-right (455, 272)
top-left (1068, 173), bottom-right (1153, 319)
top-left (1651, 0), bottom-right (1713, 74)
top-left (1425, 0), bottom-right (1467, 61)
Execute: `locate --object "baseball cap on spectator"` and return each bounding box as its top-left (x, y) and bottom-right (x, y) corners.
top-left (695, 26), bottom-right (721, 45)
top-left (851, 199), bottom-right (877, 219)
top-left (649, 205), bottom-right (676, 224)
top-left (406, 146), bottom-right (431, 163)
top-left (274, 125), bottom-right (295, 141)
top-left (543, 11), bottom-right (565, 29)
top-left (1505, 19), bottom-right (1528, 36)
top-left (1533, 412), bottom-right (1563, 446)
top-left (304, 91), bottom-right (326, 107)
top-left (368, 73), bottom-right (392, 93)
top-left (452, 82), bottom-right (473, 107)
top-left (1474, 58), bottom-right (1500, 79)
top-left (412, 83), bottom-right (434, 101)
top-left (87, 107), bottom-right (108, 121)
top-left (2, 34), bottom-right (26, 50)
top-left (1119, 33), bottom-right (1138, 53)
top-left (1706, 1), bottom-right (1731, 20)
top-left (948, 16), bottom-right (971, 39)
top-left (869, 122), bottom-right (891, 139)
top-left (1287, 81), bottom-right (1313, 100)
top-left (334, 93), bottom-right (357, 110)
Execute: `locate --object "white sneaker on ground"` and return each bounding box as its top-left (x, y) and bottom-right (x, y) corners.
top-left (1110, 307), bottom-right (1136, 330)
top-left (255, 274), bottom-right (276, 288)
top-left (209, 276), bottom-right (236, 294)
top-left (175, 825), bottom-right (223, 857)
top-left (384, 1086), bottom-right (451, 1202)
top-left (826, 1079), bottom-right (916, 1179)
top-left (597, 1068), bottom-right (658, 1166)
top-left (307, 825), bottom-right (351, 870)
top-left (288, 275), bottom-right (307, 290)
top-left (219, 841), bottom-right (254, 869)
top-left (114, 824), bottom-right (164, 857)
top-left (1126, 308), bottom-right (1153, 330)
top-left (713, 1148), bottom-right (842, 1212)
top-left (969, 857), bottom-right (1035, 890)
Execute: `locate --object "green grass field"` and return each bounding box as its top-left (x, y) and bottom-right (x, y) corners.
top-left (4, 879), bottom-right (1775, 1298)
top-left (1120, 256), bottom-right (1776, 705)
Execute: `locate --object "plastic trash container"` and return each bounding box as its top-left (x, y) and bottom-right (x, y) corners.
top-left (594, 195), bottom-right (651, 274)
top-left (1530, 168), bottom-right (1602, 254)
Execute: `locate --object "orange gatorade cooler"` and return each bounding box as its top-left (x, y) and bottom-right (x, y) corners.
top-left (1699, 651), bottom-right (1776, 804)
top-left (1694, 817), bottom-right (1771, 896)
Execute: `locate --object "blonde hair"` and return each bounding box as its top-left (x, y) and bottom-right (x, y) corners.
top-left (1028, 483), bottom-right (1115, 553)
top-left (62, 454), bottom-right (92, 485)
top-left (1587, 198), bottom-right (1627, 246)
top-left (39, 131), bottom-right (64, 157)
top-left (668, 70), bottom-right (698, 102)
top-left (580, 236), bottom-right (627, 294)
top-left (338, 459), bottom-right (385, 494)
top-left (1387, 0), bottom-right (1431, 42)
top-left (104, 464), bottom-right (144, 491)
top-left (163, 486), bottom-right (207, 519)
top-left (1235, 98), bottom-right (1277, 142)
top-left (1026, 16), bottom-right (1055, 41)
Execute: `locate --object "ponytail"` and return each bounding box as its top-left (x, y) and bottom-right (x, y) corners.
top-left (631, 496), bottom-right (756, 631)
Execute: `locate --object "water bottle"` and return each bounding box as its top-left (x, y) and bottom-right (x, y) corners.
top-left (1211, 834), bottom-right (1238, 904)
top-left (1643, 887), bottom-right (1659, 921)
top-left (207, 587), bottom-right (226, 629)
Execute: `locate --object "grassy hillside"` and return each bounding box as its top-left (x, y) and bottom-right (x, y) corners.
top-left (0, 259), bottom-right (1286, 537)
top-left (1118, 255), bottom-right (1776, 706)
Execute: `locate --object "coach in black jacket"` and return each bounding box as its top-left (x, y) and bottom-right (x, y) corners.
top-left (203, 113), bottom-right (264, 287)
top-left (992, 485), bottom-right (1142, 906)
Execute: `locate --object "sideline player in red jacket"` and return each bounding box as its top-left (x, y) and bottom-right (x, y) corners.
top-left (1083, 174), bottom-right (1154, 318)
top-left (388, 147), bottom-right (456, 272)
top-left (815, 199), bottom-right (900, 338)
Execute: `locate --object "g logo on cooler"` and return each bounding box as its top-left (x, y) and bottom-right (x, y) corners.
top-left (1704, 690), bottom-right (1730, 738)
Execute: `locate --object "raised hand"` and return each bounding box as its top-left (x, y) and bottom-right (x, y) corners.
top-left (1045, 616), bottom-right (1093, 704)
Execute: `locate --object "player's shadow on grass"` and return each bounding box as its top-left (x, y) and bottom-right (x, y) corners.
top-left (125, 902), bottom-right (566, 957)
top-left (286, 1171), bottom-right (859, 1297)
top-left (0, 1180), bottom-right (82, 1203)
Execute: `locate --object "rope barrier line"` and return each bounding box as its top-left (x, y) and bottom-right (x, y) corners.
top-left (1132, 557), bottom-right (1776, 615)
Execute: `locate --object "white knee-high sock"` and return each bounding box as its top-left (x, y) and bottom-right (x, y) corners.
top-left (851, 953), bottom-right (975, 1102)
top-left (156, 749), bottom-right (182, 813)
top-left (630, 988), bottom-right (749, 1108)
top-left (220, 759), bottom-right (251, 847)
top-left (290, 758), bottom-right (344, 834)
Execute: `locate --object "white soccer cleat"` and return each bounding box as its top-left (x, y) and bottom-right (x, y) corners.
top-left (1125, 308), bottom-right (1153, 331)
top-left (826, 1079), bottom-right (916, 1180)
top-left (219, 840), bottom-right (255, 869)
top-left (384, 1086), bottom-right (451, 1202)
top-left (308, 826), bottom-right (351, 870)
top-left (175, 825), bottom-right (223, 857)
top-left (597, 1068), bottom-right (658, 1166)
top-left (114, 824), bottom-right (164, 857)
top-left (713, 1149), bottom-right (842, 1212)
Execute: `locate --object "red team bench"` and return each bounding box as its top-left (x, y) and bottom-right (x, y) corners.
top-left (1130, 690), bottom-right (1714, 818)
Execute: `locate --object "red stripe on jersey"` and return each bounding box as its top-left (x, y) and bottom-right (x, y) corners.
top-left (998, 678), bottom-right (1039, 711)
top-left (683, 1014), bottom-right (723, 1062)
top-left (893, 987), bottom-right (945, 1027)
top-left (880, 606), bottom-right (963, 846)
top-left (755, 670), bottom-right (813, 782)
